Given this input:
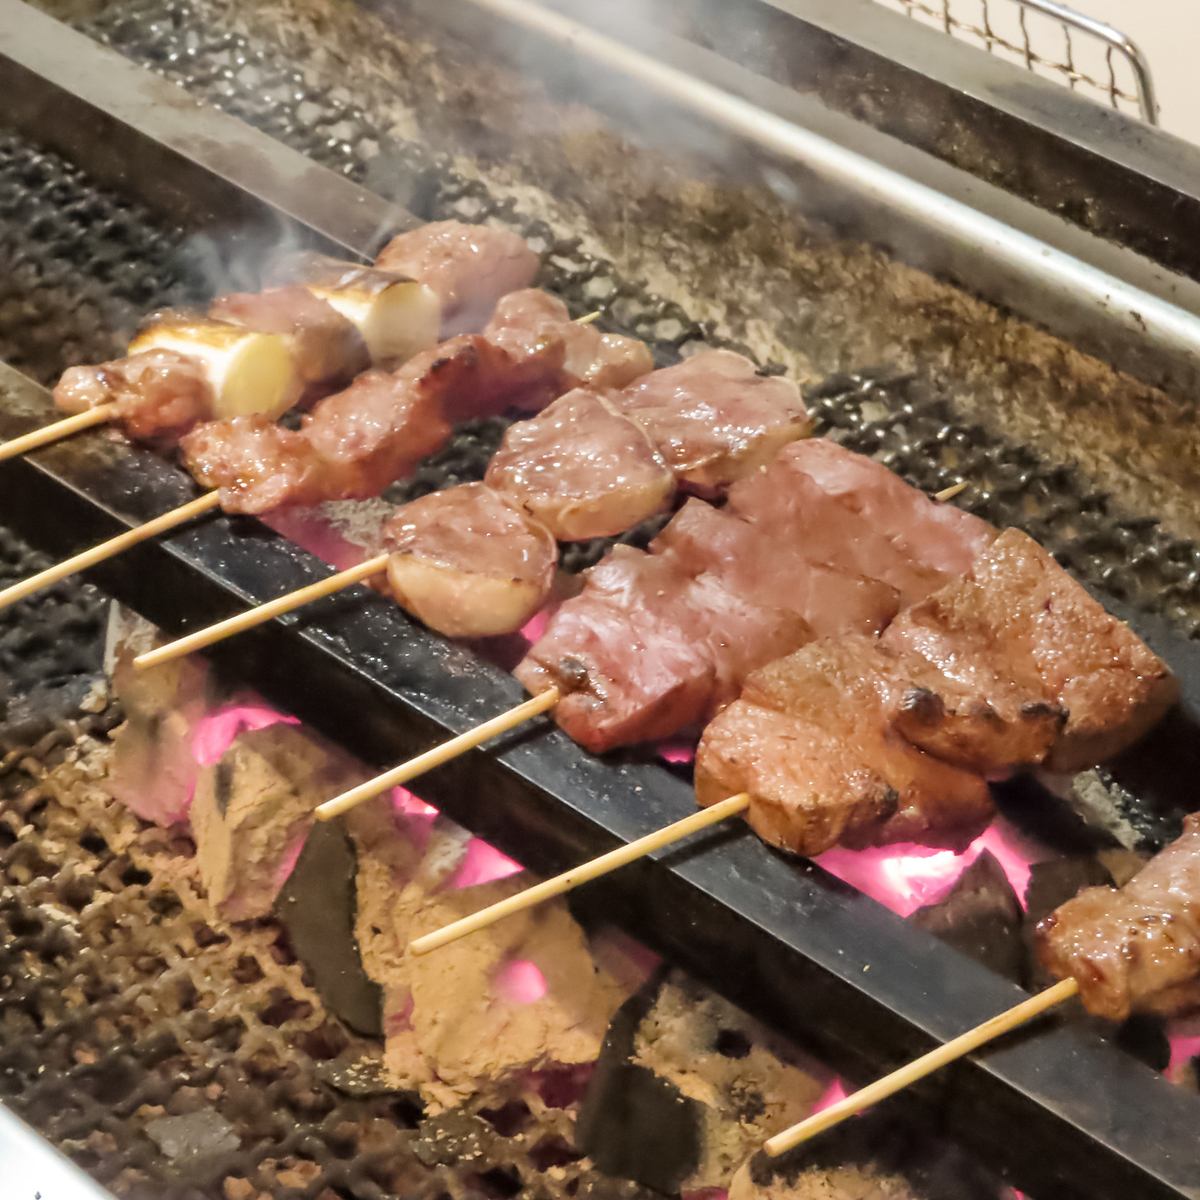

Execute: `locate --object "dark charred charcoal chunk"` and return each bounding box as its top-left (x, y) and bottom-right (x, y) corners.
top-left (144, 1110), bottom-right (239, 1166)
top-left (274, 818), bottom-right (382, 1037)
top-left (912, 851), bottom-right (1024, 984)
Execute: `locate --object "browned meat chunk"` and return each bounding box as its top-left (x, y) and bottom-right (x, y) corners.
top-left (180, 334), bottom-right (563, 513)
top-left (729, 441), bottom-right (993, 604)
top-left (696, 636), bottom-right (993, 856)
top-left (882, 528), bottom-right (1178, 772)
top-left (381, 484), bottom-right (557, 638)
top-left (1037, 814), bottom-right (1200, 1020)
top-left (54, 349), bottom-right (214, 443)
top-left (486, 290), bottom-right (653, 394)
top-left (210, 286), bottom-right (367, 386)
top-left (485, 389), bottom-right (675, 541)
top-left (515, 546), bottom-right (811, 753)
top-left (651, 499), bottom-right (900, 638)
top-left (375, 220), bottom-right (539, 336)
top-left (783, 439), bottom-right (995, 576)
top-left (619, 351), bottom-right (809, 495)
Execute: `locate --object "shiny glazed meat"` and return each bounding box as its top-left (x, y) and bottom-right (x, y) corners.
top-left (882, 528), bottom-right (1178, 772)
top-left (485, 388), bottom-right (675, 540)
top-left (619, 350), bottom-right (809, 494)
top-left (1037, 814), bottom-right (1200, 1020)
top-left (54, 349), bottom-right (214, 443)
top-left (487, 289), bottom-right (653, 393)
top-left (375, 220), bottom-right (539, 336)
top-left (381, 484), bottom-right (557, 638)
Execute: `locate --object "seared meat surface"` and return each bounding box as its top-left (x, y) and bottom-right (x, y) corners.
top-left (375, 220), bottom-right (539, 337)
top-left (1037, 814), bottom-right (1200, 1020)
top-left (882, 528), bottom-right (1177, 772)
top-left (486, 388), bottom-right (675, 540)
top-left (696, 636), bottom-right (993, 856)
top-left (729, 440), bottom-right (992, 604)
top-left (515, 546), bottom-right (811, 753)
top-left (652, 498), bottom-right (900, 638)
top-left (381, 484), bottom-right (557, 638)
top-left (487, 289), bottom-right (653, 393)
top-left (618, 350), bottom-right (809, 495)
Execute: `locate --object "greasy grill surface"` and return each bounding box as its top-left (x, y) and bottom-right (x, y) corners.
top-left (2, 3), bottom-right (1200, 1196)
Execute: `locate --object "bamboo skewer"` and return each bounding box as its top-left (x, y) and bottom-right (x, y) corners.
top-left (0, 403), bottom-right (121, 463)
top-left (315, 686), bottom-right (563, 822)
top-left (408, 792), bottom-right (751, 955)
top-left (762, 976), bottom-right (1080, 1156)
top-left (0, 490), bottom-right (223, 612)
top-left (933, 481), bottom-right (968, 502)
top-left (134, 553), bottom-right (391, 671)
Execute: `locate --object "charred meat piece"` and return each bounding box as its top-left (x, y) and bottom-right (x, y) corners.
top-left (720, 638), bottom-right (993, 854)
top-left (210, 285), bottom-right (368, 386)
top-left (651, 498), bottom-right (900, 638)
top-left (882, 528), bottom-right (1178, 772)
top-left (1037, 814), bottom-right (1200, 1020)
top-left (618, 350), bottom-right (809, 495)
top-left (180, 334), bottom-right (562, 513)
top-left (375, 220), bottom-right (539, 337)
top-left (515, 546), bottom-right (811, 753)
top-left (486, 289), bottom-right (653, 394)
top-left (54, 349), bottom-right (214, 443)
top-left (728, 440), bottom-right (992, 604)
top-left (381, 483), bottom-right (557, 638)
top-left (485, 388), bottom-right (675, 541)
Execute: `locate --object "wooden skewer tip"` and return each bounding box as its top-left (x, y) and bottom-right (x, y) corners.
top-left (575, 310), bottom-right (602, 325)
top-left (0, 402), bottom-right (120, 463)
top-left (407, 792), bottom-right (751, 956)
top-left (313, 687), bottom-right (564, 823)
top-left (933, 480), bottom-right (969, 502)
top-left (762, 976), bottom-right (1080, 1157)
top-left (0, 490), bottom-right (222, 613)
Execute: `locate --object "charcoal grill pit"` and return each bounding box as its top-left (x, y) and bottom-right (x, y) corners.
top-left (5, 2), bottom-right (1200, 1197)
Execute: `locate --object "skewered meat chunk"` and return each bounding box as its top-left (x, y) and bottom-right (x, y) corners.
top-left (618, 351), bottom-right (810, 495)
top-left (1036, 814), bottom-right (1200, 1020)
top-left (486, 289), bottom-right (654, 393)
top-left (381, 484), bottom-right (557, 638)
top-left (181, 333), bottom-right (561, 513)
top-left (515, 546), bottom-right (812, 753)
top-left (54, 349), bottom-right (214, 443)
top-left (485, 389), bottom-right (675, 541)
top-left (728, 441), bottom-right (993, 603)
top-left (375, 220), bottom-right (540, 337)
top-left (651, 499), bottom-right (900, 638)
top-left (882, 528), bottom-right (1178, 772)
top-left (209, 286), bottom-right (368, 386)
top-left (696, 636), bottom-right (993, 856)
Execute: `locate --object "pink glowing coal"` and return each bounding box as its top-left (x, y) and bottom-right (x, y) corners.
top-left (1167, 1026), bottom-right (1200, 1079)
top-left (192, 701), bottom-right (298, 767)
top-left (495, 958), bottom-right (549, 1004)
top-left (260, 508), bottom-right (365, 571)
top-left (812, 1075), bottom-right (850, 1114)
top-left (391, 786), bottom-right (438, 818)
top-left (450, 837), bottom-right (524, 889)
top-left (817, 819), bottom-right (1038, 919)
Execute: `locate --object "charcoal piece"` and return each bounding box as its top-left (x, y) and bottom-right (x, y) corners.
top-left (316, 1052), bottom-right (401, 1098)
top-left (911, 851), bottom-right (1024, 983)
top-left (144, 1110), bottom-right (239, 1166)
top-left (576, 974), bottom-right (703, 1194)
top-left (275, 818), bottom-right (383, 1037)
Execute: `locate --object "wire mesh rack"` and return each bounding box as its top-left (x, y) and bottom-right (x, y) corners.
top-left (872, 0), bottom-right (1157, 123)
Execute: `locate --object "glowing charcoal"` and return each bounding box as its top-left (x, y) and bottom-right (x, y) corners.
top-left (449, 837), bottom-right (524, 889)
top-left (812, 1076), bottom-right (849, 1114)
top-left (519, 608), bottom-right (551, 645)
top-left (658, 741), bottom-right (695, 765)
top-left (270, 832), bottom-right (308, 890)
top-left (1166, 1027), bottom-right (1200, 1080)
top-left (494, 958), bottom-right (549, 1004)
top-left (192, 702), bottom-right (299, 767)
top-left (391, 786), bottom-right (438, 818)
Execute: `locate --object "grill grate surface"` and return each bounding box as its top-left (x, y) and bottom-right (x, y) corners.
top-left (2, 2), bottom-right (1200, 1196)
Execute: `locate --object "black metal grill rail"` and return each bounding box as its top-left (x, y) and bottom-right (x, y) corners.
top-left (2, 3), bottom-right (1200, 1198)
